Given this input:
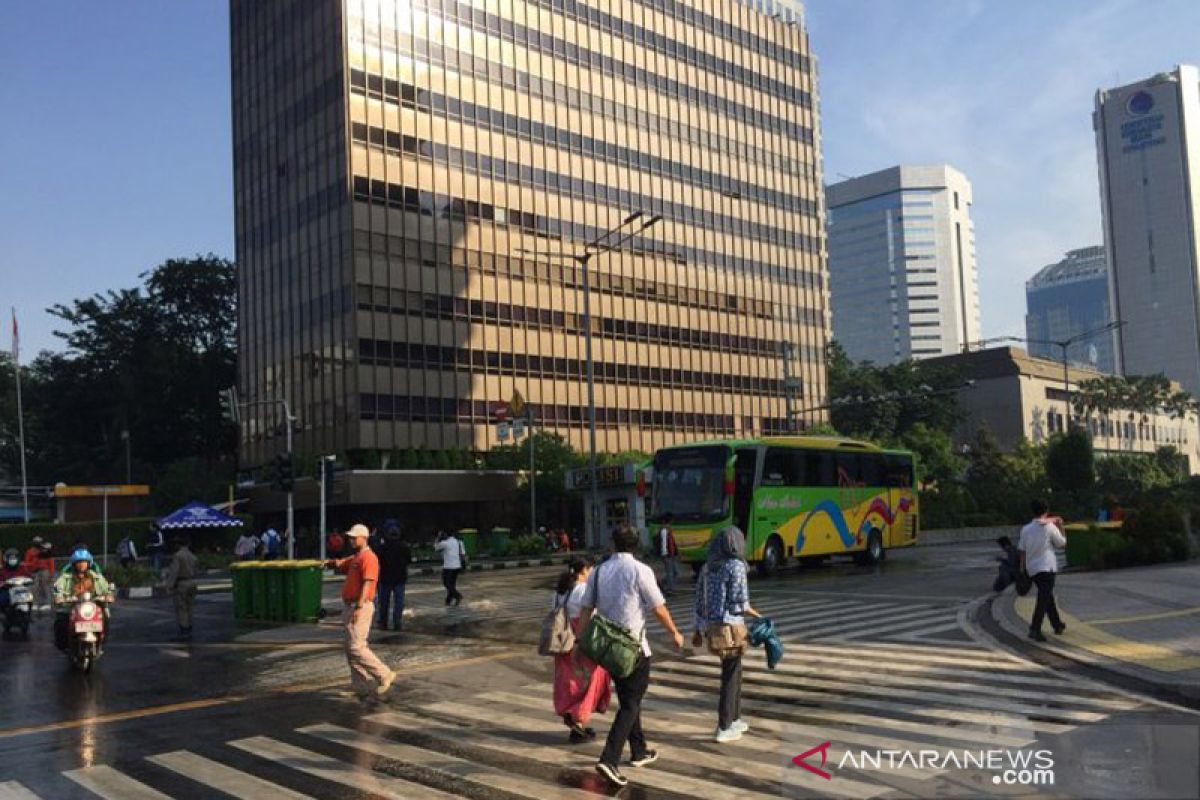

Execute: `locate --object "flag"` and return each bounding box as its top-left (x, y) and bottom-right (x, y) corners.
top-left (9, 308), bottom-right (16, 364)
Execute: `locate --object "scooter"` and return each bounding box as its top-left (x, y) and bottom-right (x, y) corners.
top-left (59, 592), bottom-right (109, 672)
top-left (1, 576), bottom-right (33, 639)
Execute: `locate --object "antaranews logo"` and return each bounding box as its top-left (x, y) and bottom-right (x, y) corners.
top-left (790, 743), bottom-right (1055, 787)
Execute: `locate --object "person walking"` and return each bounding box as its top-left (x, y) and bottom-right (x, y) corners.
top-left (260, 527), bottom-right (282, 561)
top-left (325, 524), bottom-right (395, 698)
top-left (1019, 499), bottom-right (1068, 642)
top-left (234, 530), bottom-right (260, 561)
top-left (376, 525), bottom-right (411, 631)
top-left (579, 524), bottom-right (685, 788)
top-left (655, 515), bottom-right (679, 595)
top-left (693, 526), bottom-right (760, 743)
top-left (552, 556), bottom-right (611, 743)
top-left (434, 530), bottom-right (465, 606)
top-left (163, 537), bottom-right (199, 641)
top-left (145, 524), bottom-right (166, 574)
top-left (116, 535), bottom-right (138, 569)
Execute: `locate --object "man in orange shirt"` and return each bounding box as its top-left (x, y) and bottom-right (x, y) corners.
top-left (325, 524), bottom-right (395, 698)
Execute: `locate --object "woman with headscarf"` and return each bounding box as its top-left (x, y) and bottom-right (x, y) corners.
top-left (693, 526), bottom-right (761, 743)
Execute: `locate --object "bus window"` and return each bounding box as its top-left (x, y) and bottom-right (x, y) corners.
top-left (762, 447), bottom-right (799, 486)
top-left (804, 451), bottom-right (837, 487)
top-left (733, 448), bottom-right (758, 533)
top-left (835, 453), bottom-right (862, 487)
top-left (859, 454), bottom-right (883, 488)
top-left (885, 454), bottom-right (915, 488)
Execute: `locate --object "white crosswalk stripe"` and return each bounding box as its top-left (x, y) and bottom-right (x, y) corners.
top-left (0, 782), bottom-right (40, 800)
top-left (63, 766), bottom-right (171, 800)
top-left (148, 750), bottom-right (315, 799)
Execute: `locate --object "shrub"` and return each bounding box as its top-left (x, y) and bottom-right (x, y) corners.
top-left (196, 552), bottom-right (233, 572)
top-left (511, 533), bottom-right (547, 556)
top-left (104, 563), bottom-right (158, 588)
top-left (1091, 504), bottom-right (1193, 569)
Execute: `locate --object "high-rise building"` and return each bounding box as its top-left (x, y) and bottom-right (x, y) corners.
top-left (230, 0), bottom-right (828, 467)
top-left (1096, 64), bottom-right (1200, 393)
top-left (825, 165), bottom-right (979, 364)
top-left (1024, 246), bottom-right (1115, 374)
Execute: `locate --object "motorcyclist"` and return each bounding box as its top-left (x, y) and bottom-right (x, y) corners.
top-left (0, 548), bottom-right (29, 611)
top-left (53, 549), bottom-right (112, 651)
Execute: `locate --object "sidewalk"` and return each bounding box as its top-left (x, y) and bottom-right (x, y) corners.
top-left (991, 560), bottom-right (1200, 703)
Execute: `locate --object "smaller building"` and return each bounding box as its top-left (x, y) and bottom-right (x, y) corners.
top-left (926, 348), bottom-right (1200, 470)
top-left (565, 464), bottom-right (652, 550)
top-left (1024, 246), bottom-right (1115, 374)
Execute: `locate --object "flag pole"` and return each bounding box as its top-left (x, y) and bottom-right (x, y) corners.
top-left (11, 308), bottom-right (29, 523)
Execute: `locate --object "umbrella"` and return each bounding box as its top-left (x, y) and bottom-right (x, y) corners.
top-left (157, 501), bottom-right (244, 530)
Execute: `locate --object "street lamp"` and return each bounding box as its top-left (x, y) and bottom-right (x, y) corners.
top-left (518, 211), bottom-right (662, 546)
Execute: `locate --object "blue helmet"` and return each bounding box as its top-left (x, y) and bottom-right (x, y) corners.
top-left (70, 548), bottom-right (94, 567)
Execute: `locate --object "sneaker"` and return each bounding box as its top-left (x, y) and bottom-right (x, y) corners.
top-left (732, 719), bottom-right (750, 734)
top-left (1028, 629), bottom-right (1047, 643)
top-left (715, 727), bottom-right (743, 743)
top-left (629, 749), bottom-right (659, 767)
top-left (596, 761), bottom-right (628, 787)
top-left (375, 670), bottom-right (397, 697)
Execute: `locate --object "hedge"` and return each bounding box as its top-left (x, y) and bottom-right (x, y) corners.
top-left (0, 515), bottom-right (253, 556)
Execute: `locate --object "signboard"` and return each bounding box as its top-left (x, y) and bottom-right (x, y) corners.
top-left (510, 391), bottom-right (526, 417)
top-left (493, 404), bottom-right (509, 422)
top-left (497, 421), bottom-right (511, 441)
top-left (567, 464), bottom-right (635, 490)
top-left (53, 484), bottom-right (150, 498)
top-left (1120, 89), bottom-right (1166, 154)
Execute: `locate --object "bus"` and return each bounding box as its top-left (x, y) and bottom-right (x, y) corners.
top-left (649, 436), bottom-right (917, 574)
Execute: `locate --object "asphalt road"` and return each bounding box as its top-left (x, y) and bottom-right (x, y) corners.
top-left (2, 543), bottom-right (1198, 799)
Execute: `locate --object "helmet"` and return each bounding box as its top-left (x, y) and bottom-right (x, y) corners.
top-left (3, 548), bottom-right (18, 568)
top-left (70, 548), bottom-right (94, 567)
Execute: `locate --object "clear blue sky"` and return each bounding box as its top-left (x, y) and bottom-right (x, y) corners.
top-left (1, 1), bottom-right (1198, 357)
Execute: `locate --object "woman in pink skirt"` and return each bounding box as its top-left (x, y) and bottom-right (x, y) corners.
top-left (552, 556), bottom-right (612, 742)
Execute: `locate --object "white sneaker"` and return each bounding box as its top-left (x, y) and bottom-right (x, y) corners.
top-left (375, 670), bottom-right (397, 697)
top-left (732, 719), bottom-right (749, 734)
top-left (714, 726), bottom-right (743, 743)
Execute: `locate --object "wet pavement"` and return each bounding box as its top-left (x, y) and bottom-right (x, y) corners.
top-left (2, 543), bottom-right (1198, 798)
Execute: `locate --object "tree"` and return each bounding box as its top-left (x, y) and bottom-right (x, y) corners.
top-left (1045, 428), bottom-right (1097, 517)
top-left (486, 432), bottom-right (584, 530)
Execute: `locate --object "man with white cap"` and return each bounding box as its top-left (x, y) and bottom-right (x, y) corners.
top-left (325, 523), bottom-right (395, 698)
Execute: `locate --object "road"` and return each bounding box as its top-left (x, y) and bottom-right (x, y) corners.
top-left (1, 542), bottom-right (1197, 799)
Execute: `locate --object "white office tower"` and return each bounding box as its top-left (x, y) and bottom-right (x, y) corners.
top-left (1096, 65), bottom-right (1200, 393)
top-left (826, 165), bottom-right (980, 364)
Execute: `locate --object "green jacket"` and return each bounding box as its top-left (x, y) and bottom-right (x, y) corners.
top-left (54, 568), bottom-right (112, 602)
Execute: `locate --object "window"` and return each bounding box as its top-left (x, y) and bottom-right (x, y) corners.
top-left (761, 448), bottom-right (800, 486)
top-left (804, 451), bottom-right (837, 488)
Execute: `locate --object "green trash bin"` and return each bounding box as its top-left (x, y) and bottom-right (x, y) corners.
top-left (230, 561), bottom-right (259, 619)
top-left (264, 564), bottom-right (286, 622)
top-left (249, 563), bottom-right (268, 619)
top-left (490, 528), bottom-right (511, 558)
top-left (287, 560), bottom-right (325, 622)
top-left (458, 528), bottom-right (479, 559)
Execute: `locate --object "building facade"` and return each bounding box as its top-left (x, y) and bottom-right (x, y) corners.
top-left (1096, 65), bottom-right (1200, 393)
top-left (1024, 246), bottom-right (1115, 374)
top-left (927, 347), bottom-right (1200, 471)
top-left (826, 164), bottom-right (980, 364)
top-left (230, 0), bottom-right (828, 468)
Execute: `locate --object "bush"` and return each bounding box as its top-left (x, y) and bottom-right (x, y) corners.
top-left (196, 552), bottom-right (233, 572)
top-left (104, 563), bottom-right (157, 588)
top-left (1089, 504), bottom-right (1192, 569)
top-left (511, 533), bottom-right (547, 556)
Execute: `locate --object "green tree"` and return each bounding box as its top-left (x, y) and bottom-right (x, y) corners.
top-left (1045, 428), bottom-right (1097, 517)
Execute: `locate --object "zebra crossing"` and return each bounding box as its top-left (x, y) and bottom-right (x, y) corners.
top-left (5, 631), bottom-right (1151, 799)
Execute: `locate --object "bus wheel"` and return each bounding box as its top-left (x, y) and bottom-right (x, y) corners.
top-left (856, 530), bottom-right (885, 566)
top-left (757, 536), bottom-right (786, 577)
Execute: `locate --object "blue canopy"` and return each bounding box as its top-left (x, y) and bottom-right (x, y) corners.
top-left (157, 501), bottom-right (244, 529)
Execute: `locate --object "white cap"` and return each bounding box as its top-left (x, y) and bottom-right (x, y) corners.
top-left (347, 524), bottom-right (370, 539)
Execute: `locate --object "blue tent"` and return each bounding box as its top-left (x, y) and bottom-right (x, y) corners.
top-left (157, 501), bottom-right (244, 530)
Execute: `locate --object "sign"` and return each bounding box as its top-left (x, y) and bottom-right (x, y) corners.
top-left (493, 404), bottom-right (509, 422)
top-left (567, 464), bottom-right (635, 490)
top-left (509, 391), bottom-right (526, 417)
top-left (1120, 89), bottom-right (1165, 154)
top-left (497, 421), bottom-right (511, 441)
top-left (53, 484), bottom-right (150, 498)
top-left (513, 419), bottom-right (527, 438)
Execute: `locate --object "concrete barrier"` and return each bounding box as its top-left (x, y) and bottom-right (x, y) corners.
top-left (916, 526), bottom-right (1019, 547)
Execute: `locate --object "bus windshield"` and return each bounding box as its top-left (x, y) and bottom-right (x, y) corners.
top-left (653, 445), bottom-right (730, 524)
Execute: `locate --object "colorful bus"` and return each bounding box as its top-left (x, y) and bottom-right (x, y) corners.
top-left (649, 437), bottom-right (917, 574)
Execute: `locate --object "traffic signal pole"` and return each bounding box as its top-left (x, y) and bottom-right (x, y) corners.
top-left (222, 388), bottom-right (295, 558)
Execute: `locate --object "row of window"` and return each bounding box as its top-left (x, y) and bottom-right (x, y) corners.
top-left (358, 22), bottom-right (814, 145)
top-left (760, 448), bottom-right (915, 489)
top-left (358, 338), bottom-right (788, 396)
top-left (351, 178), bottom-right (821, 280)
top-left (637, 0), bottom-right (808, 69)
top-left (349, 77), bottom-right (813, 214)
top-left (355, 289), bottom-right (818, 360)
top-left (349, 127), bottom-right (813, 250)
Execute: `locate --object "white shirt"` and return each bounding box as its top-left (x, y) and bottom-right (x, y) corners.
top-left (235, 535), bottom-right (259, 557)
top-left (553, 582), bottom-right (589, 619)
top-left (658, 528), bottom-right (671, 557)
top-left (580, 553), bottom-right (665, 657)
top-left (1018, 519), bottom-right (1066, 576)
top-left (435, 537), bottom-right (464, 570)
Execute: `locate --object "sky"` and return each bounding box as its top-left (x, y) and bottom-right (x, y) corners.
top-left (1, 0), bottom-right (1198, 358)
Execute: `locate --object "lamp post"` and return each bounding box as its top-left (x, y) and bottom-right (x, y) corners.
top-left (519, 211), bottom-right (661, 546)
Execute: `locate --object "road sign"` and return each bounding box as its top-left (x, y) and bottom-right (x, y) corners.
top-left (510, 391), bottom-right (526, 417)
top-left (494, 404), bottom-right (509, 422)
top-left (497, 421), bottom-right (511, 441)
top-left (513, 419), bottom-right (526, 438)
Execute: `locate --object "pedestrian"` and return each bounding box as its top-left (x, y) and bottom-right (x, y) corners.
top-left (655, 514), bottom-right (679, 595)
top-left (23, 538), bottom-right (54, 612)
top-left (325, 524), bottom-right (396, 699)
top-left (558, 529), bottom-right (571, 554)
top-left (434, 530), bottom-right (465, 606)
top-left (376, 524), bottom-right (411, 631)
top-left (260, 527), bottom-right (282, 561)
top-left (1018, 499), bottom-right (1068, 642)
top-left (992, 535), bottom-right (1020, 593)
top-left (163, 537), bottom-right (199, 641)
top-left (327, 528), bottom-right (346, 559)
top-left (117, 535), bottom-right (138, 569)
top-left (578, 523), bottom-right (685, 788)
top-left (234, 529), bottom-right (260, 561)
top-left (146, 524), bottom-right (166, 574)
top-left (694, 526), bottom-right (760, 743)
top-left (552, 556), bottom-right (611, 742)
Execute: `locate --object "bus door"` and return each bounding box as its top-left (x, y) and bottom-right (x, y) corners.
top-left (732, 448), bottom-right (759, 535)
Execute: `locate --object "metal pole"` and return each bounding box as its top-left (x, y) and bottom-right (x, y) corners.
top-left (1061, 343), bottom-right (1071, 429)
top-left (102, 491), bottom-right (109, 568)
top-left (782, 341), bottom-right (796, 433)
top-left (580, 254), bottom-right (600, 548)
top-left (528, 408), bottom-right (536, 538)
top-left (12, 308), bottom-right (29, 523)
top-left (123, 429), bottom-right (131, 484)
top-left (319, 457), bottom-right (327, 564)
top-left (282, 399), bottom-right (295, 560)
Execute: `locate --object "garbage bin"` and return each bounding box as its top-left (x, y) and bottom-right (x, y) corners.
top-left (1064, 522), bottom-right (1121, 568)
top-left (458, 528), bottom-right (479, 559)
top-left (249, 562), bottom-right (268, 619)
top-left (281, 560), bottom-right (325, 622)
top-left (263, 564), bottom-right (286, 621)
top-left (490, 528), bottom-right (511, 558)
top-left (230, 561), bottom-right (259, 619)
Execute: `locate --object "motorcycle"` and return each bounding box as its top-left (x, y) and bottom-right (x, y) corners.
top-left (1, 576), bottom-right (33, 639)
top-left (59, 592), bottom-right (110, 672)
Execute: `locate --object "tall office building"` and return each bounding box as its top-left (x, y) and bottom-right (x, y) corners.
top-left (825, 165), bottom-right (979, 364)
top-left (1024, 246), bottom-right (1115, 374)
top-left (1096, 65), bottom-right (1200, 393)
top-left (230, 0), bottom-right (828, 467)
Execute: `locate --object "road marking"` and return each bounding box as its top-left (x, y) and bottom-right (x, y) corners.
top-left (0, 782), bottom-right (40, 800)
top-left (301, 724), bottom-right (600, 800)
top-left (64, 766), bottom-right (171, 800)
top-left (229, 736), bottom-right (460, 799)
top-left (148, 751), bottom-right (314, 799)
top-left (0, 650), bottom-right (520, 740)
top-left (1091, 605), bottom-right (1200, 625)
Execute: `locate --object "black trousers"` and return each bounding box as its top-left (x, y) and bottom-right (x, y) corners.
top-left (718, 654), bottom-right (743, 730)
top-left (1030, 572), bottom-right (1063, 633)
top-left (442, 569), bottom-right (462, 604)
top-left (600, 654), bottom-right (651, 766)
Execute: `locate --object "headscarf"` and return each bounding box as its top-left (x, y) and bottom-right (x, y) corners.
top-left (707, 525), bottom-right (746, 570)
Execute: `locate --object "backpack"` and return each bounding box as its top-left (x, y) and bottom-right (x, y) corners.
top-left (538, 593), bottom-right (576, 656)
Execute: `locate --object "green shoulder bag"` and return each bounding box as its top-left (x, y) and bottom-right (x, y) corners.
top-left (576, 563), bottom-right (642, 678)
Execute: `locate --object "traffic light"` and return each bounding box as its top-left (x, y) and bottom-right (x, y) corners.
top-left (219, 387), bottom-right (240, 425)
top-left (272, 452), bottom-right (294, 492)
top-left (321, 457), bottom-right (336, 504)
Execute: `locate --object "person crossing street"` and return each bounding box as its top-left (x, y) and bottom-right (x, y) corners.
top-left (163, 537), bottom-right (199, 641)
top-left (325, 524), bottom-right (396, 699)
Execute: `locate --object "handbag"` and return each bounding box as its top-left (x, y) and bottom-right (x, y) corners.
top-left (700, 568), bottom-right (748, 658)
top-left (1015, 570), bottom-right (1032, 597)
top-left (576, 563), bottom-right (642, 679)
top-left (538, 594), bottom-right (576, 656)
